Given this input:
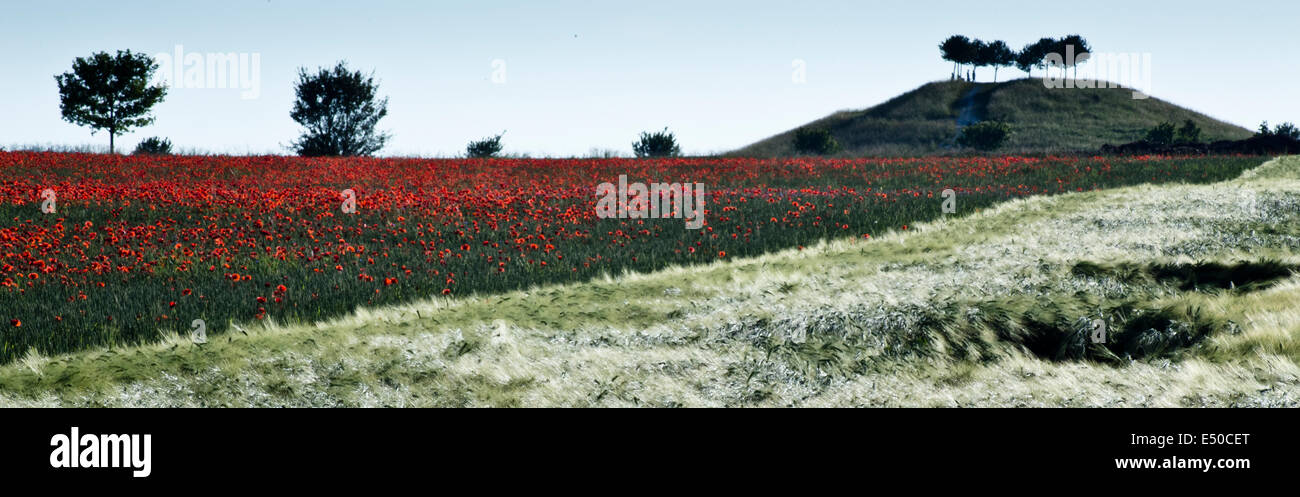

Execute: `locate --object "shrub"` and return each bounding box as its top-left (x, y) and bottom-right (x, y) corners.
top-left (133, 137), bottom-right (173, 155)
top-left (1277, 123), bottom-right (1300, 140)
top-left (956, 121), bottom-right (1011, 151)
top-left (1175, 120), bottom-right (1202, 144)
top-left (632, 128), bottom-right (680, 158)
top-left (466, 132), bottom-right (504, 158)
top-left (1144, 122), bottom-right (1176, 146)
top-left (793, 127), bottom-right (840, 155)
top-left (1258, 121), bottom-right (1300, 140)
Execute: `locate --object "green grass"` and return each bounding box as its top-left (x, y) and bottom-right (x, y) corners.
top-left (4, 156), bottom-right (1300, 407)
top-left (733, 78), bottom-right (1253, 157)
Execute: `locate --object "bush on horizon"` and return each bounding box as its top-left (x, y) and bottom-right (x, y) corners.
top-left (132, 136), bottom-right (173, 155)
top-left (632, 128), bottom-right (681, 158)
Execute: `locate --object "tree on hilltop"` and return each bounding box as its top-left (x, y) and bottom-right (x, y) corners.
top-left (983, 40), bottom-right (1016, 82)
top-left (1016, 38), bottom-right (1057, 78)
top-left (940, 35), bottom-right (977, 80)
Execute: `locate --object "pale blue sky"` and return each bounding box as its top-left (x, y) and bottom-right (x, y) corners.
top-left (2, 0), bottom-right (1296, 156)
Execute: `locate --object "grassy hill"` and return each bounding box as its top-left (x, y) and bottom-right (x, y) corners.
top-left (3, 156), bottom-right (1299, 407)
top-left (733, 78), bottom-right (1254, 157)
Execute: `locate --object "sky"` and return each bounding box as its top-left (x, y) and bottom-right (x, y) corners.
top-left (1, 0), bottom-right (1297, 157)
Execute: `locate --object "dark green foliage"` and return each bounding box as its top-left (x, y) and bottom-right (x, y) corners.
top-left (1057, 35), bottom-right (1091, 62)
top-left (54, 50), bottom-right (167, 154)
top-left (939, 35), bottom-right (976, 78)
top-left (632, 128), bottom-right (681, 158)
top-left (941, 34), bottom-right (1090, 80)
top-left (1142, 120), bottom-right (1202, 145)
top-left (466, 132), bottom-right (505, 158)
top-left (960, 39), bottom-right (1015, 81)
top-left (1257, 121), bottom-right (1300, 140)
top-left (956, 121), bottom-right (1011, 150)
top-left (979, 40), bottom-right (1016, 82)
top-left (1176, 120), bottom-right (1202, 144)
top-left (1145, 122), bottom-right (1176, 145)
top-left (1040, 35), bottom-right (1092, 77)
top-left (792, 127), bottom-right (840, 155)
top-left (1015, 38), bottom-right (1057, 75)
top-left (133, 137), bottom-right (173, 155)
top-left (1276, 123), bottom-right (1300, 140)
top-left (290, 62), bottom-right (390, 157)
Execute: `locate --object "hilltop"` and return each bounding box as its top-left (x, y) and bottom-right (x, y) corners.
top-left (733, 78), bottom-right (1254, 157)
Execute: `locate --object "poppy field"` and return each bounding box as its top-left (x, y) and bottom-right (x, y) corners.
top-left (0, 151), bottom-right (1264, 363)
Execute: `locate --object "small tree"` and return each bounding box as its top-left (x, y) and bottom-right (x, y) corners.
top-left (1016, 38), bottom-right (1056, 77)
top-left (793, 127), bottom-right (840, 155)
top-left (956, 122), bottom-right (1011, 151)
top-left (466, 132), bottom-right (505, 158)
top-left (969, 39), bottom-right (991, 81)
top-left (985, 41), bottom-right (1015, 83)
top-left (939, 35), bottom-right (974, 80)
top-left (54, 50), bottom-right (168, 154)
top-left (1057, 34), bottom-right (1092, 79)
top-left (632, 128), bottom-right (681, 158)
top-left (1014, 44), bottom-right (1037, 76)
top-left (1145, 122), bottom-right (1176, 145)
top-left (290, 62), bottom-right (390, 157)
top-left (1175, 120), bottom-right (1202, 144)
top-left (133, 137), bottom-right (173, 155)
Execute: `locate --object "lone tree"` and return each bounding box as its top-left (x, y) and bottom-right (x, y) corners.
top-left (290, 62), bottom-right (390, 157)
top-left (54, 50), bottom-right (167, 154)
top-left (632, 128), bottom-right (681, 158)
